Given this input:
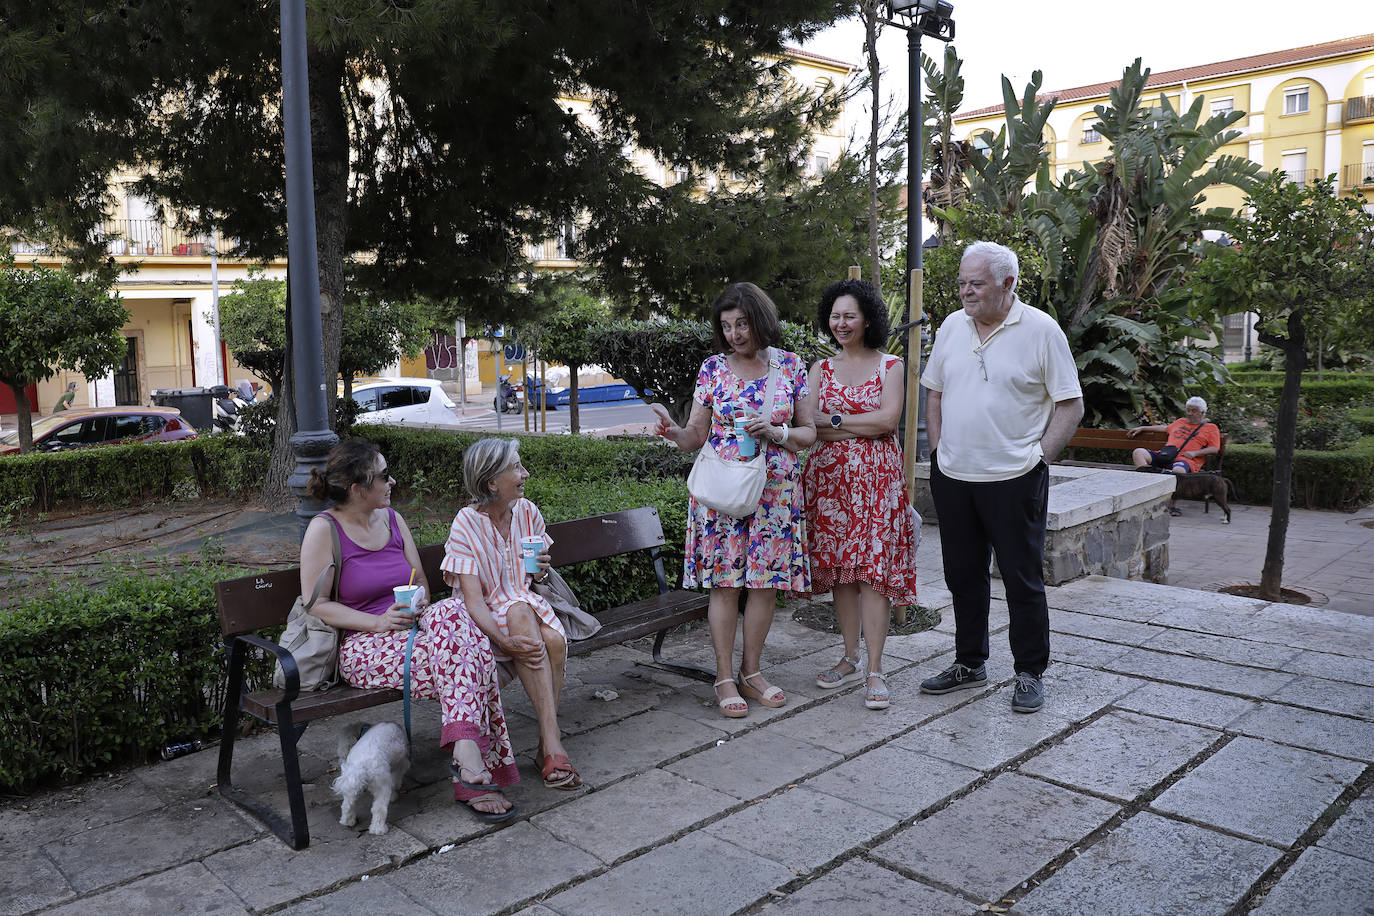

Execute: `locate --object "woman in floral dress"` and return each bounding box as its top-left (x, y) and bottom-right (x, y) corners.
top-left (301, 440), bottom-right (517, 822)
top-left (652, 282), bottom-right (817, 718)
top-left (804, 279), bottom-right (920, 710)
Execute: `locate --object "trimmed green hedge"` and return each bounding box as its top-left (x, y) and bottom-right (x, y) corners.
top-left (0, 436), bottom-right (268, 514)
top-left (1224, 436), bottom-right (1374, 511)
top-left (0, 559), bottom-right (267, 792)
top-left (1350, 408), bottom-right (1374, 437)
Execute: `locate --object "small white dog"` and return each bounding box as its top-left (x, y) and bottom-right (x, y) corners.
top-left (332, 721), bottom-right (409, 835)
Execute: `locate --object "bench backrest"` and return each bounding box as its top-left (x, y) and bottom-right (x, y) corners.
top-left (217, 506), bottom-right (672, 636)
top-left (216, 567), bottom-right (304, 637)
top-left (1065, 426), bottom-right (1227, 458)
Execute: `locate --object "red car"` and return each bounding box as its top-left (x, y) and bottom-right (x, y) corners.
top-left (0, 406), bottom-right (197, 456)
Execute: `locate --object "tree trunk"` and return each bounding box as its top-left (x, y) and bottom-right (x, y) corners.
top-left (1258, 312), bottom-right (1306, 601)
top-left (863, 1), bottom-right (883, 296)
top-left (568, 365), bottom-right (580, 435)
top-left (308, 46), bottom-right (349, 430)
top-left (261, 283), bottom-right (298, 509)
top-left (5, 381), bottom-right (34, 453)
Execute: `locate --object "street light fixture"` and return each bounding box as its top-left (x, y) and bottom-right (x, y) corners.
top-left (885, 0), bottom-right (955, 493)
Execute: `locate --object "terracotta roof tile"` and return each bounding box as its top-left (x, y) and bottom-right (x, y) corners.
top-left (954, 33), bottom-right (1374, 121)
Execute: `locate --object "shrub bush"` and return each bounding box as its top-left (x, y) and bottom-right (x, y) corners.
top-left (0, 557), bottom-right (265, 792)
top-left (0, 436), bottom-right (269, 514)
top-left (1295, 408), bottom-right (1362, 451)
top-left (1224, 436), bottom-right (1374, 510)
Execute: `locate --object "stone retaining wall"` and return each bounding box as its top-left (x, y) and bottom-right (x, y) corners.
top-left (912, 463), bottom-right (1175, 585)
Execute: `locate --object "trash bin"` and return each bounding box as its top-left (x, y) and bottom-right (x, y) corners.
top-left (151, 387), bottom-right (215, 431)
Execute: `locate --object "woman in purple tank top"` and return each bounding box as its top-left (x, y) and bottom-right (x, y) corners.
top-left (300, 440), bottom-right (517, 821)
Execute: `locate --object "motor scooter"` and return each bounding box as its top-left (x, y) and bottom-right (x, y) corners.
top-left (494, 375), bottom-right (521, 413)
top-left (209, 385), bottom-right (248, 434)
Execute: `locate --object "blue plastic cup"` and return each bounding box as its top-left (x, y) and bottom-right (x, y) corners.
top-left (520, 536), bottom-right (543, 574)
top-left (735, 417), bottom-right (755, 457)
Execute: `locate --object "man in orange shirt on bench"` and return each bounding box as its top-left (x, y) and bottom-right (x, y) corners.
top-left (1127, 396), bottom-right (1222, 516)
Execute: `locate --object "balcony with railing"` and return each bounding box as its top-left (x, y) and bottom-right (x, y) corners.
top-left (1343, 162), bottom-right (1374, 190)
top-left (1281, 168), bottom-right (1319, 188)
top-left (7, 220), bottom-right (224, 259)
top-left (1345, 95), bottom-right (1374, 125)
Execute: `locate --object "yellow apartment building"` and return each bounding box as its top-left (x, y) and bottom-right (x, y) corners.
top-left (951, 34), bottom-right (1374, 359)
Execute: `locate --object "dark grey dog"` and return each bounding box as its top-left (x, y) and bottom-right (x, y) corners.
top-left (1173, 473), bottom-right (1234, 524)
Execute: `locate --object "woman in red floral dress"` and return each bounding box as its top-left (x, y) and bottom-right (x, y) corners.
top-left (803, 280), bottom-right (921, 709)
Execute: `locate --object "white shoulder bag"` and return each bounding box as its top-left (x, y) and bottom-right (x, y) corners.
top-left (687, 349), bottom-right (782, 518)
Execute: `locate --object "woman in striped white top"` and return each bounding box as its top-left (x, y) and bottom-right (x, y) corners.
top-left (442, 437), bottom-right (581, 790)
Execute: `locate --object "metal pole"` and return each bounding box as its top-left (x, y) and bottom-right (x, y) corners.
top-left (901, 23), bottom-right (928, 502)
top-left (209, 224), bottom-right (224, 386)
top-left (280, 0), bottom-right (337, 538)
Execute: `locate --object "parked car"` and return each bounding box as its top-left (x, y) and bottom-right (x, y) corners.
top-left (0, 407), bottom-right (197, 456)
top-left (349, 378), bottom-right (458, 427)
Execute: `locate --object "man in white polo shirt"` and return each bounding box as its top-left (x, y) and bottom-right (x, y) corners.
top-left (919, 241), bottom-right (1083, 713)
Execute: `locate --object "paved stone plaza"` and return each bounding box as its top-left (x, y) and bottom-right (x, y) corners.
top-left (4, 520), bottom-right (1372, 916)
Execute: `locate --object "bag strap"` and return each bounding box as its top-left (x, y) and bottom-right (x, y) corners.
top-left (1174, 423), bottom-right (1204, 456)
top-left (761, 347), bottom-right (783, 424)
top-left (300, 517), bottom-right (341, 611)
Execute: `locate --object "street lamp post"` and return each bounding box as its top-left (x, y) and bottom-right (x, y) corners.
top-left (884, 0), bottom-right (954, 499)
top-left (280, 0), bottom-right (337, 538)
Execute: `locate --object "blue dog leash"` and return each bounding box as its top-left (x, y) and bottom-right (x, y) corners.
top-left (402, 617), bottom-right (417, 758)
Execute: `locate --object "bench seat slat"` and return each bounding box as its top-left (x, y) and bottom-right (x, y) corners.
top-left (242, 686), bottom-right (403, 724)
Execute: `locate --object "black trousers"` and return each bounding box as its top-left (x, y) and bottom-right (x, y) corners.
top-left (930, 452), bottom-right (1051, 677)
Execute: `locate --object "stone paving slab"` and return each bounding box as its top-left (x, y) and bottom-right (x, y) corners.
top-left (37, 862), bottom-right (250, 916)
top-left (540, 830), bottom-right (795, 916)
top-left (1114, 680), bottom-right (1260, 728)
top-left (1048, 608), bottom-right (1159, 645)
top-left (530, 768), bottom-right (735, 864)
top-left (1109, 647), bottom-right (1298, 698)
top-left (1268, 675), bottom-right (1374, 720)
top-left (869, 773), bottom-right (1118, 902)
top-left (663, 729), bottom-right (843, 800)
top-left (560, 710), bottom-right (724, 786)
top-left (1252, 846), bottom-right (1374, 916)
top-left (1150, 737), bottom-right (1365, 847)
top-left (382, 822), bottom-right (600, 915)
top-left (1048, 632), bottom-right (1135, 668)
top-left (1280, 648), bottom-right (1374, 687)
top-left (1318, 789), bottom-right (1374, 862)
top-left (1015, 811), bottom-right (1281, 916)
top-left (894, 694), bottom-right (1081, 772)
top-left (40, 795), bottom-right (259, 894)
top-left (1019, 710), bottom-right (1219, 802)
top-left (1228, 702), bottom-right (1374, 762)
top-left (1, 847), bottom-right (75, 915)
top-left (764, 858), bottom-right (983, 915)
top-left (800, 744), bottom-right (981, 820)
top-left (203, 821), bottom-right (427, 912)
top-left (702, 785), bottom-right (897, 875)
top-left (1140, 627), bottom-right (1306, 670)
top-left (0, 776), bottom-right (169, 849)
top-left (278, 875), bottom-right (440, 915)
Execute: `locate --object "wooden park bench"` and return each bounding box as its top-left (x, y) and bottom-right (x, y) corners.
top-left (214, 505), bottom-right (708, 849)
top-left (1058, 426), bottom-right (1227, 471)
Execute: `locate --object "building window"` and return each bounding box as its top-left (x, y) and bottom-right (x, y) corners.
top-left (812, 154), bottom-right (830, 176)
top-left (669, 164), bottom-right (689, 185)
top-left (555, 220), bottom-right (577, 259)
top-left (1081, 125), bottom-right (1101, 144)
top-left (1283, 86), bottom-right (1309, 115)
top-left (1281, 149), bottom-right (1308, 187)
top-left (1210, 97), bottom-right (1234, 116)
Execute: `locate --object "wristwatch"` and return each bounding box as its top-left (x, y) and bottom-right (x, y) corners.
top-left (830, 414), bottom-right (842, 429)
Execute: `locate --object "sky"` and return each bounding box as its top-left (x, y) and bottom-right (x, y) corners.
top-left (801, 0), bottom-right (1363, 142)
